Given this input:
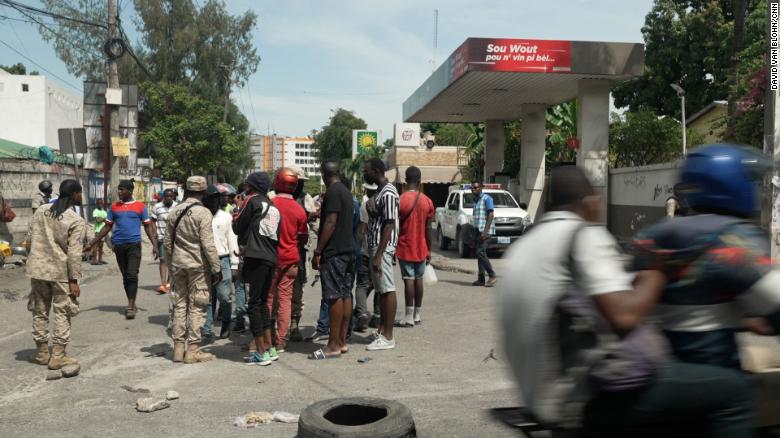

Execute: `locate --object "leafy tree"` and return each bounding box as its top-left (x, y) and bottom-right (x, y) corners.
top-left (462, 124), bottom-right (485, 181)
top-left (609, 110), bottom-right (704, 167)
top-left (0, 62), bottom-right (38, 75)
top-left (503, 121), bottom-right (522, 176)
top-left (313, 108), bottom-right (368, 162)
top-left (612, 0), bottom-right (735, 119)
top-left (139, 82), bottom-right (249, 180)
top-left (546, 101), bottom-right (578, 168)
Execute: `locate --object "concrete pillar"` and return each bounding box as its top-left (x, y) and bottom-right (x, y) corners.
top-left (576, 79), bottom-right (611, 222)
top-left (519, 104), bottom-right (547, 221)
top-left (484, 120), bottom-right (505, 182)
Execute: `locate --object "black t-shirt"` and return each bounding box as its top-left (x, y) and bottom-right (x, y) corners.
top-left (319, 181), bottom-right (354, 257)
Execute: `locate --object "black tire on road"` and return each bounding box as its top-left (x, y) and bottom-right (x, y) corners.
top-left (456, 228), bottom-right (471, 258)
top-left (438, 226), bottom-right (450, 250)
top-left (298, 397), bottom-right (416, 438)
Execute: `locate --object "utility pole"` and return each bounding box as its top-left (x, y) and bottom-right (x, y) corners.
top-left (765, 0), bottom-right (780, 262)
top-left (223, 64), bottom-right (233, 123)
top-left (108, 0), bottom-right (121, 202)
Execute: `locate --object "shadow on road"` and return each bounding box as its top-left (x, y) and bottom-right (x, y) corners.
top-left (440, 279), bottom-right (479, 287)
top-left (13, 349), bottom-right (36, 363)
top-left (140, 343), bottom-right (169, 358)
top-left (147, 314), bottom-right (169, 327)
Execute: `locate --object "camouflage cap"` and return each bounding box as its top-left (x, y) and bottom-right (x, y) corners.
top-left (186, 176), bottom-right (208, 192)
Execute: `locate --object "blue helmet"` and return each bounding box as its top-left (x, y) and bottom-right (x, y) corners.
top-left (678, 144), bottom-right (770, 217)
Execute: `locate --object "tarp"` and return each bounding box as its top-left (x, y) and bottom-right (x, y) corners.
top-left (0, 138), bottom-right (80, 165)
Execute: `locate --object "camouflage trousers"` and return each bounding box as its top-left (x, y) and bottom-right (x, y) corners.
top-left (171, 268), bottom-right (211, 344)
top-left (28, 279), bottom-right (79, 346)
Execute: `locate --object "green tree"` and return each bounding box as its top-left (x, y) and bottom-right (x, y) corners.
top-left (462, 124), bottom-right (485, 181)
top-left (609, 110), bottom-right (704, 168)
top-left (139, 82), bottom-right (249, 180)
top-left (313, 108), bottom-right (368, 162)
top-left (0, 62), bottom-right (38, 75)
top-left (546, 100), bottom-right (578, 168)
top-left (612, 0), bottom-right (736, 119)
top-left (503, 121), bottom-right (522, 176)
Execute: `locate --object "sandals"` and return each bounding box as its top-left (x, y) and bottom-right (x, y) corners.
top-left (125, 307), bottom-right (137, 320)
top-left (309, 348), bottom-right (340, 360)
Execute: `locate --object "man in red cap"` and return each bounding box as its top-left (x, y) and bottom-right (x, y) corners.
top-left (266, 168), bottom-right (308, 353)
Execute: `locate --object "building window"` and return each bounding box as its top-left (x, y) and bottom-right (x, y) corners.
top-left (22, 83), bottom-right (29, 92)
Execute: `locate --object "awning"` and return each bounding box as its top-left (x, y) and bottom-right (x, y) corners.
top-left (387, 166), bottom-right (463, 184)
top-left (0, 138), bottom-right (80, 165)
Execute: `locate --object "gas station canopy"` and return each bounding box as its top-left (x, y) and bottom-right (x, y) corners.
top-left (403, 38), bottom-right (644, 123)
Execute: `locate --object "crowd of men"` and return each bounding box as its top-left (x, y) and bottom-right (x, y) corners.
top-left (23, 158), bottom-right (437, 368)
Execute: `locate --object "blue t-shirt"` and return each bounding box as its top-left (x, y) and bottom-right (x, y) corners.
top-left (106, 200), bottom-right (150, 245)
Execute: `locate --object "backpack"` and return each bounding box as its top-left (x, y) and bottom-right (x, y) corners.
top-left (553, 223), bottom-right (670, 427)
top-left (0, 197), bottom-right (15, 223)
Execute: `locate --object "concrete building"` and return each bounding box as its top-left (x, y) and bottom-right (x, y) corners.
top-left (0, 68), bottom-right (82, 150)
top-left (249, 134), bottom-right (319, 177)
top-left (687, 100), bottom-right (727, 144)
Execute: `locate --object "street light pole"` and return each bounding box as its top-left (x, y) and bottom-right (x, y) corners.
top-left (670, 83), bottom-right (686, 156)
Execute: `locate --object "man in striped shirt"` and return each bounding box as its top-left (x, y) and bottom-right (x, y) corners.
top-left (363, 158), bottom-right (400, 351)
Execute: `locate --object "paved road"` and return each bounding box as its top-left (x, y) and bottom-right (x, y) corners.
top-left (0, 250), bottom-right (522, 437)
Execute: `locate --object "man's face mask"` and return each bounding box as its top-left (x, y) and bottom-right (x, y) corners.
top-left (163, 199), bottom-right (173, 207)
top-left (204, 196), bottom-right (220, 215)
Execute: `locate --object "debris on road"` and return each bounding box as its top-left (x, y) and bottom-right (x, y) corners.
top-left (61, 364), bottom-right (81, 378)
top-left (233, 411), bottom-right (299, 427)
top-left (136, 397), bottom-right (170, 413)
top-left (482, 348), bottom-right (497, 363)
top-left (45, 371), bottom-right (62, 381)
top-left (272, 411), bottom-right (299, 423)
top-left (166, 390), bottom-right (180, 400)
top-left (357, 357), bottom-right (373, 363)
top-left (234, 411), bottom-right (273, 428)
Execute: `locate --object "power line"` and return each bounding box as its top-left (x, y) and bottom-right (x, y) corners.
top-left (0, 13), bottom-right (39, 23)
top-left (0, 37), bottom-right (82, 92)
top-left (0, 0), bottom-right (107, 29)
top-left (6, 2), bottom-right (98, 58)
top-left (6, 19), bottom-right (29, 57)
top-left (118, 22), bottom-right (152, 79)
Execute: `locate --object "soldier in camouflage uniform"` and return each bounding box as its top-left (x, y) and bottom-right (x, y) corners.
top-left (164, 176), bottom-right (222, 364)
top-left (25, 179), bottom-right (85, 370)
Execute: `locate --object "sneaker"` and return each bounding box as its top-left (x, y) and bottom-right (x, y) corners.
top-left (472, 279), bottom-right (486, 286)
top-left (366, 335), bottom-right (396, 351)
top-left (268, 347), bottom-right (279, 361)
top-left (245, 351), bottom-right (272, 366)
top-left (485, 277), bottom-right (497, 288)
top-left (306, 331), bottom-right (329, 342)
top-left (233, 321), bottom-right (247, 333)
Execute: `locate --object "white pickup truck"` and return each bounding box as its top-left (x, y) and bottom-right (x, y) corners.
top-left (435, 184), bottom-right (532, 257)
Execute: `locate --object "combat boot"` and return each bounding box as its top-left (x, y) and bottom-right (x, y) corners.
top-left (184, 343), bottom-right (214, 364)
top-left (173, 342), bottom-right (185, 363)
top-left (30, 342), bottom-right (50, 365)
top-left (48, 344), bottom-right (78, 370)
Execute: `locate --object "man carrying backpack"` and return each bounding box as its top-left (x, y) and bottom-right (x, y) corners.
top-left (500, 165), bottom-right (753, 436)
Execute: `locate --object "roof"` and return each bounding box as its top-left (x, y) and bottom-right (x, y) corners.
top-left (387, 165), bottom-right (463, 184)
top-left (403, 38), bottom-right (644, 123)
top-left (0, 138), bottom-right (80, 165)
top-left (686, 100), bottom-right (728, 126)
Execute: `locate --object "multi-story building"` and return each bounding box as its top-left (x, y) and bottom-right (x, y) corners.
top-left (249, 134), bottom-right (319, 177)
top-left (0, 68), bottom-right (82, 150)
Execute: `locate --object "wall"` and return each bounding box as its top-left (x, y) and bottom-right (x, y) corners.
top-left (608, 161), bottom-right (681, 244)
top-left (0, 73), bottom-right (81, 150)
top-left (0, 74), bottom-right (47, 147)
top-left (688, 105), bottom-right (726, 144)
top-left (0, 159), bottom-right (92, 243)
top-left (394, 146), bottom-right (459, 167)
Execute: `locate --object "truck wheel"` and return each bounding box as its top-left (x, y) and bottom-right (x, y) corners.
top-left (437, 226), bottom-right (450, 250)
top-left (457, 229), bottom-right (471, 258)
top-left (298, 397), bottom-right (416, 438)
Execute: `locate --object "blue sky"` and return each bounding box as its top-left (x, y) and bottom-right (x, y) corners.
top-left (0, 0), bottom-right (654, 137)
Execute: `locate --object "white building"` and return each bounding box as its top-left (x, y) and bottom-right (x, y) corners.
top-left (250, 134), bottom-right (319, 177)
top-left (0, 68), bottom-right (82, 149)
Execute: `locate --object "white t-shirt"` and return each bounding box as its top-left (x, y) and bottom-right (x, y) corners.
top-left (499, 211), bottom-right (633, 423)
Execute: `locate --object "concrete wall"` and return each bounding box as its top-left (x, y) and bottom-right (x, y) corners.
top-left (394, 146), bottom-right (459, 167)
top-left (0, 158), bottom-right (161, 244)
top-left (0, 72), bottom-right (81, 149)
top-left (608, 161), bottom-right (681, 243)
top-left (688, 105), bottom-right (726, 144)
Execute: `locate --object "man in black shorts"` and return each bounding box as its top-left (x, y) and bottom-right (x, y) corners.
top-left (310, 160), bottom-right (354, 359)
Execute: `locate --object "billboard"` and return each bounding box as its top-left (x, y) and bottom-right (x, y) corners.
top-left (450, 38), bottom-right (572, 82)
top-left (394, 123), bottom-right (420, 148)
top-left (352, 129), bottom-right (382, 157)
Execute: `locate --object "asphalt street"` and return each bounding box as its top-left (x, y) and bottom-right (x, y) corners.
top-left (0, 248), bottom-right (522, 437)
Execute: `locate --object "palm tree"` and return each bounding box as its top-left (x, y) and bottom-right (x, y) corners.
top-left (546, 100), bottom-right (578, 167)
